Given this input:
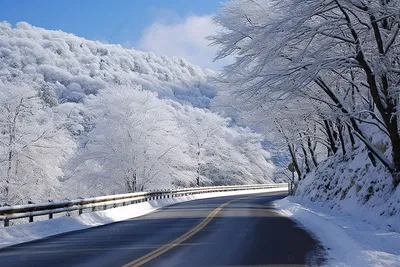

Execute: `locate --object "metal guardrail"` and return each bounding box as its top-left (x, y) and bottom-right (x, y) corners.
top-left (0, 183), bottom-right (288, 227)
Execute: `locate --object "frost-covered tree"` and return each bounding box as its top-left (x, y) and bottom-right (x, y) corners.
top-left (210, 0), bottom-right (400, 187)
top-left (0, 85), bottom-right (75, 205)
top-left (177, 108), bottom-right (225, 186)
top-left (176, 106), bottom-right (275, 186)
top-left (66, 85), bottom-right (276, 196)
top-left (71, 87), bottom-right (191, 194)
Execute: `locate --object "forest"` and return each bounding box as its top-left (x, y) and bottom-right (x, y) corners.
top-left (0, 21), bottom-right (275, 205)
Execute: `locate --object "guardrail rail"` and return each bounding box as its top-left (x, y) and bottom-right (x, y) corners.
top-left (0, 183), bottom-right (288, 227)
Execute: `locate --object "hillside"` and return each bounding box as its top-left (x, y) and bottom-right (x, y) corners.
top-left (0, 21), bottom-right (215, 108)
top-left (295, 146), bottom-right (400, 231)
top-left (0, 22), bottom-right (276, 205)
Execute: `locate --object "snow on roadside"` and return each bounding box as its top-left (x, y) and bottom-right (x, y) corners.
top-left (0, 187), bottom-right (286, 249)
top-left (275, 197), bottom-right (400, 267)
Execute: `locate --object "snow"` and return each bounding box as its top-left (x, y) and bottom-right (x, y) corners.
top-left (0, 21), bottom-right (215, 108)
top-left (0, 187), bottom-right (287, 249)
top-left (295, 145), bottom-right (400, 233)
top-left (275, 197), bottom-right (400, 267)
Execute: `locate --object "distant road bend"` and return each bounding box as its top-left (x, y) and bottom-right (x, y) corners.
top-left (0, 191), bottom-right (325, 266)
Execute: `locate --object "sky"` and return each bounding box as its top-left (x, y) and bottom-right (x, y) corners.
top-left (0, 0), bottom-right (231, 70)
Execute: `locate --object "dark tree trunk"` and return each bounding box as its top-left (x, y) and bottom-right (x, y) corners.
top-left (288, 144), bottom-right (302, 180)
top-left (299, 133), bottom-right (311, 173)
top-left (307, 136), bottom-right (318, 167)
top-left (323, 120), bottom-right (338, 154)
top-left (347, 124), bottom-right (356, 148)
top-left (337, 122), bottom-right (346, 156)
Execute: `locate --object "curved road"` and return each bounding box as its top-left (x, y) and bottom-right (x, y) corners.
top-left (0, 191), bottom-right (325, 266)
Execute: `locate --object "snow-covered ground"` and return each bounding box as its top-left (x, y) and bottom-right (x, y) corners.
top-left (275, 197), bottom-right (400, 267)
top-left (0, 187), bottom-right (286, 249)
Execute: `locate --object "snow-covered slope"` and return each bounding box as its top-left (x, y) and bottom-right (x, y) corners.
top-left (295, 146), bottom-right (400, 232)
top-left (0, 21), bottom-right (215, 108)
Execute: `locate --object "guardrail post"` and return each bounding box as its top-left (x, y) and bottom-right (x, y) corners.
top-left (78, 198), bottom-right (84, 215)
top-left (49, 213), bottom-right (53, 219)
top-left (4, 218), bottom-right (9, 227)
top-left (29, 215), bottom-right (33, 223)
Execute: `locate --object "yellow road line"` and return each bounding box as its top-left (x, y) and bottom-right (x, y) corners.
top-left (121, 197), bottom-right (239, 267)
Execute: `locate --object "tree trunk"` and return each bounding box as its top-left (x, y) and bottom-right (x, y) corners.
top-left (347, 124), bottom-right (355, 148)
top-left (288, 144), bottom-right (302, 180)
top-left (132, 171), bottom-right (137, 192)
top-left (337, 122), bottom-right (346, 156)
top-left (196, 150), bottom-right (201, 186)
top-left (323, 120), bottom-right (338, 154)
top-left (299, 133), bottom-right (311, 173)
top-left (307, 136), bottom-right (318, 167)
top-left (126, 170), bottom-right (137, 193)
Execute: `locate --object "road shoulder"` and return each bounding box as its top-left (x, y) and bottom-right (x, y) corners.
top-left (275, 197), bottom-right (400, 266)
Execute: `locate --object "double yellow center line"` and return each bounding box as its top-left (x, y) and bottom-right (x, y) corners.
top-left (121, 198), bottom-right (237, 267)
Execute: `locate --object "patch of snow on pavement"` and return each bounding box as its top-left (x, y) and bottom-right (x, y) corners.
top-left (275, 197), bottom-right (400, 267)
top-left (0, 187), bottom-right (286, 249)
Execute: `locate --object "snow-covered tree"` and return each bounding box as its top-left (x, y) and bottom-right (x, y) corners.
top-left (177, 108), bottom-right (225, 186)
top-left (210, 0), bottom-right (400, 187)
top-left (0, 85), bottom-right (75, 205)
top-left (71, 86), bottom-right (192, 194)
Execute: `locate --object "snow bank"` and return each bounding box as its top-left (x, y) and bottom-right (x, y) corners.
top-left (0, 187), bottom-right (286, 249)
top-left (275, 197), bottom-right (400, 267)
top-left (295, 146), bottom-right (400, 232)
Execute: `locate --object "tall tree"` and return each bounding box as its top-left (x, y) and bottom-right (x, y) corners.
top-left (210, 0), bottom-right (400, 187)
top-left (0, 85), bottom-right (75, 205)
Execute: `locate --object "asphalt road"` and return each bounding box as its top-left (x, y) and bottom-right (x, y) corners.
top-left (0, 191), bottom-right (325, 267)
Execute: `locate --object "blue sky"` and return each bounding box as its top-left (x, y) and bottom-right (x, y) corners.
top-left (0, 0), bottom-right (230, 69)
